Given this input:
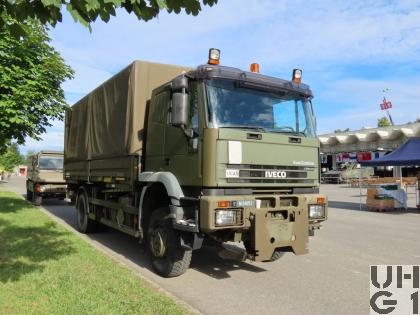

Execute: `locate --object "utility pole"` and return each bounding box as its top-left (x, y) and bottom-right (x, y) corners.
top-left (380, 96), bottom-right (394, 126)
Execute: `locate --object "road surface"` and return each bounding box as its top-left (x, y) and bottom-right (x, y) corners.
top-left (2, 176), bottom-right (420, 314)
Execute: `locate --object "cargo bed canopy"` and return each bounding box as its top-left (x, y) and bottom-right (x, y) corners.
top-left (65, 61), bottom-right (191, 162)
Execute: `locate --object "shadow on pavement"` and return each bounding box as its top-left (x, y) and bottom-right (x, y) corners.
top-left (40, 201), bottom-right (267, 280)
top-left (191, 246), bottom-right (267, 279)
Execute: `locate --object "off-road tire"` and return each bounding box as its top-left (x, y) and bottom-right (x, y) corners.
top-left (147, 207), bottom-right (192, 277)
top-left (268, 250), bottom-right (285, 262)
top-left (76, 193), bottom-right (97, 233)
top-left (26, 189), bottom-right (33, 201)
top-left (33, 193), bottom-right (42, 206)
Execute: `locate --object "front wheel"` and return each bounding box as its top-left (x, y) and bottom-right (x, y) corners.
top-left (147, 208), bottom-right (192, 277)
top-left (33, 193), bottom-right (42, 206)
top-left (26, 189), bottom-right (33, 201)
top-left (269, 250), bottom-right (286, 262)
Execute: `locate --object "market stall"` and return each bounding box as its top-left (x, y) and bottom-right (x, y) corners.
top-left (359, 138), bottom-right (420, 210)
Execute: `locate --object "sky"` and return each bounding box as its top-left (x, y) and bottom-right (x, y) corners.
top-left (22, 0), bottom-right (420, 153)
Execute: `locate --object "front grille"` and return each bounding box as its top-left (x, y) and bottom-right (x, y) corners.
top-left (224, 164), bottom-right (316, 184)
top-left (246, 170), bottom-right (307, 178)
top-left (227, 178), bottom-right (315, 184)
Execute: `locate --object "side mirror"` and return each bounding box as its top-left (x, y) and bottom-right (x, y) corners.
top-left (171, 76), bottom-right (189, 127)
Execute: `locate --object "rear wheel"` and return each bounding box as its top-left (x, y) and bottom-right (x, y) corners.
top-left (33, 193), bottom-right (42, 206)
top-left (147, 208), bottom-right (191, 277)
top-left (245, 241), bottom-right (285, 262)
top-left (76, 192), bottom-right (97, 233)
top-left (269, 250), bottom-right (286, 261)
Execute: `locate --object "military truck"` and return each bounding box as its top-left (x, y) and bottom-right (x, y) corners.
top-left (26, 151), bottom-right (66, 205)
top-left (64, 49), bottom-right (327, 277)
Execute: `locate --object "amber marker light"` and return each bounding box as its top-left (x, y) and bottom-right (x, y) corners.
top-left (217, 200), bottom-right (230, 208)
top-left (292, 68), bottom-right (302, 84)
top-left (35, 183), bottom-right (41, 193)
top-left (250, 63), bottom-right (260, 73)
top-left (317, 197), bottom-right (326, 204)
top-left (208, 48), bottom-right (221, 65)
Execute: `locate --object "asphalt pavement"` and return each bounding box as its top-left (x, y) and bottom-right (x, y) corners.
top-left (2, 176), bottom-right (420, 315)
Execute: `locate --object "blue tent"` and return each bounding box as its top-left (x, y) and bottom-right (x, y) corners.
top-left (360, 137), bottom-right (420, 167)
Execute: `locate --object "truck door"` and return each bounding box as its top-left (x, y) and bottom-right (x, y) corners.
top-left (144, 90), bottom-right (170, 171)
top-left (164, 81), bottom-right (201, 186)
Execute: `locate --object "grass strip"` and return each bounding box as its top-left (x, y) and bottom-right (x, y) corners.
top-left (0, 191), bottom-right (189, 315)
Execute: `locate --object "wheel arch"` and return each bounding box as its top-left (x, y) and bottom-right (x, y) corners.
top-left (138, 172), bottom-right (183, 230)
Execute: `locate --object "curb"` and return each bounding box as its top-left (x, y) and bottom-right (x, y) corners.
top-left (38, 205), bottom-right (202, 315)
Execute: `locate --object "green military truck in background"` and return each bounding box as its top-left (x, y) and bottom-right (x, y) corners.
top-left (26, 151), bottom-right (66, 206)
top-left (64, 49), bottom-right (327, 277)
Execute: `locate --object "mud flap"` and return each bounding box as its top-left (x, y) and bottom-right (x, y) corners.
top-left (253, 209), bottom-right (309, 261)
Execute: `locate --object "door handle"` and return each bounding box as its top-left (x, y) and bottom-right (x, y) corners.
top-left (164, 158), bottom-right (170, 166)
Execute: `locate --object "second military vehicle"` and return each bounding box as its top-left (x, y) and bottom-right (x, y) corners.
top-left (64, 49), bottom-right (327, 277)
top-left (26, 151), bottom-right (66, 205)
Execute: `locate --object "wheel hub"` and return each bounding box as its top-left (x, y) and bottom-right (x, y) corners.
top-left (150, 228), bottom-right (166, 258)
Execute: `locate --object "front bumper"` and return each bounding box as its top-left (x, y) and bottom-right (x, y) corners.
top-left (37, 184), bottom-right (67, 197)
top-left (200, 193), bottom-right (327, 261)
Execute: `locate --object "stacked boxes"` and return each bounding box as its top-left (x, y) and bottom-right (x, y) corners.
top-left (366, 188), bottom-right (395, 211)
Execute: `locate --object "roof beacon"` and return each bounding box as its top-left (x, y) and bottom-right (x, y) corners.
top-left (208, 48), bottom-right (220, 65)
top-left (250, 63), bottom-right (260, 73)
top-left (292, 68), bottom-right (302, 84)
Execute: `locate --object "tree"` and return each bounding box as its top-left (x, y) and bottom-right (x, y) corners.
top-left (0, 143), bottom-right (23, 172)
top-left (0, 17), bottom-right (74, 153)
top-left (24, 150), bottom-right (37, 165)
top-left (377, 116), bottom-right (391, 127)
top-left (0, 0), bottom-right (218, 37)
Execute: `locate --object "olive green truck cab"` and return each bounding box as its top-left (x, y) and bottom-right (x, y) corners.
top-left (64, 50), bottom-right (327, 277)
top-left (26, 151), bottom-right (66, 205)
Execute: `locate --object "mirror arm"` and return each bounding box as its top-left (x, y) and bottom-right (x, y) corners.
top-left (180, 125), bottom-right (194, 138)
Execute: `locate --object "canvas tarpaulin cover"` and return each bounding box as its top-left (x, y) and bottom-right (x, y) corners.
top-left (65, 61), bottom-right (190, 161)
top-left (360, 137), bottom-right (420, 167)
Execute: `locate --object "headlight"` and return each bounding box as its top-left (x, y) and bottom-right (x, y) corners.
top-left (309, 204), bottom-right (325, 219)
top-left (215, 210), bottom-right (237, 226)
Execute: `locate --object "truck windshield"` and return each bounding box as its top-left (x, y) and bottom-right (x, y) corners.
top-left (205, 79), bottom-right (316, 137)
top-left (39, 156), bottom-right (63, 170)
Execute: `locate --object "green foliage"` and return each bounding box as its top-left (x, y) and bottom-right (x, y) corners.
top-left (377, 116), bottom-right (392, 127)
top-left (0, 17), bottom-right (74, 153)
top-left (1, 0), bottom-right (218, 35)
top-left (0, 144), bottom-right (23, 172)
top-left (23, 150), bottom-right (36, 165)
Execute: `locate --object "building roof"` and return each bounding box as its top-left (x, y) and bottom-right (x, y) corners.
top-left (318, 122), bottom-right (420, 154)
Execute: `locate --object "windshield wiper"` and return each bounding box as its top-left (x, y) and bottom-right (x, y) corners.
top-left (221, 126), bottom-right (266, 132)
top-left (270, 130), bottom-right (305, 136)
